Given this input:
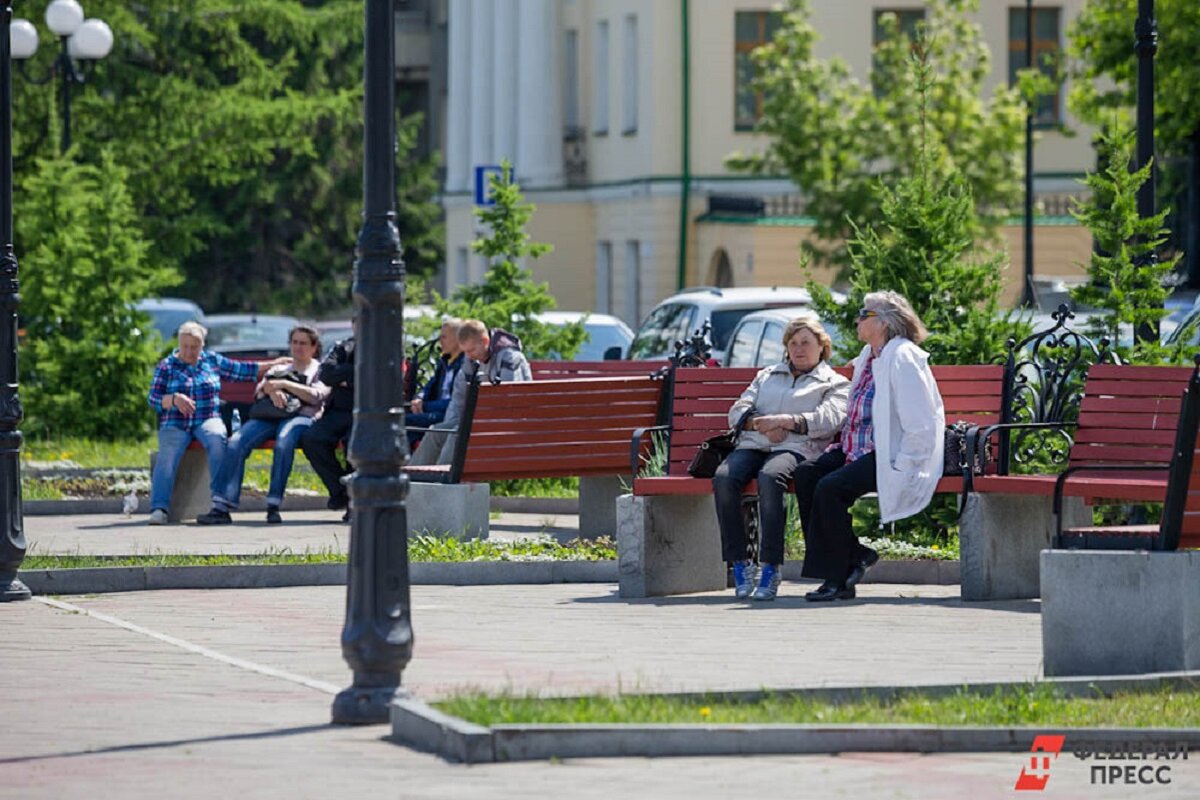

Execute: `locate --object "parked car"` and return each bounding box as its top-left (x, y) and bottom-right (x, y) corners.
top-left (134, 297), bottom-right (205, 343)
top-left (204, 313), bottom-right (299, 360)
top-left (535, 310), bottom-right (633, 361)
top-left (723, 306), bottom-right (844, 368)
top-left (627, 286), bottom-right (840, 362)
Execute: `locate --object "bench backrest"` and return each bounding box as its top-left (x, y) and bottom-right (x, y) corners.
top-left (529, 360), bottom-right (670, 380)
top-left (453, 376), bottom-right (665, 482)
top-left (1069, 364), bottom-right (1197, 474)
top-left (662, 364), bottom-right (1007, 477)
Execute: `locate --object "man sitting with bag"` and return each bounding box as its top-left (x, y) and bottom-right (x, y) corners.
top-left (198, 324), bottom-right (328, 525)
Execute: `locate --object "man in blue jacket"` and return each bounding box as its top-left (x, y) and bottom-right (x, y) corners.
top-left (406, 318), bottom-right (465, 449)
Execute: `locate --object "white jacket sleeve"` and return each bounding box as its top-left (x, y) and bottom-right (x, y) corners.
top-left (728, 366), bottom-right (771, 427)
top-left (890, 347), bottom-right (944, 474)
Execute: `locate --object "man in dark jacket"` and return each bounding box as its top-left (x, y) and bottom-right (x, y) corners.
top-left (301, 332), bottom-right (355, 515)
top-left (405, 319), bottom-right (465, 448)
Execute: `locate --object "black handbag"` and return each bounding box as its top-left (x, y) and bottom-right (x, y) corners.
top-left (687, 409), bottom-right (754, 479)
top-left (247, 368), bottom-right (306, 421)
top-left (943, 421), bottom-right (991, 476)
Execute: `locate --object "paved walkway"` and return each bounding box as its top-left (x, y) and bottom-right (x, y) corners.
top-left (23, 509), bottom-right (582, 556)
top-left (2, 515), bottom-right (1180, 798)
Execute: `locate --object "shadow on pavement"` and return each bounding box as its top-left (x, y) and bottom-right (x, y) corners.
top-left (0, 723), bottom-right (335, 765)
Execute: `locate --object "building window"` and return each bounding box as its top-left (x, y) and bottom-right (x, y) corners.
top-left (596, 241), bottom-right (613, 314)
top-left (872, 8), bottom-right (926, 46)
top-left (564, 29), bottom-right (580, 131)
top-left (734, 10), bottom-right (782, 132)
top-left (622, 14), bottom-right (638, 135)
top-left (624, 240), bottom-right (641, 323)
top-left (594, 20), bottom-right (609, 136)
top-left (1008, 6), bottom-right (1062, 125)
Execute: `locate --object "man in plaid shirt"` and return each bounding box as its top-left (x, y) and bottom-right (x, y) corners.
top-left (146, 321), bottom-right (287, 524)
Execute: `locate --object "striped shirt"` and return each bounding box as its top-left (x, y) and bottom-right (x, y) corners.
top-left (838, 353), bottom-right (876, 462)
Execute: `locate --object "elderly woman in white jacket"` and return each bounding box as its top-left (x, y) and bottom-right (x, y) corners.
top-left (714, 315), bottom-right (849, 601)
top-left (795, 291), bottom-right (945, 602)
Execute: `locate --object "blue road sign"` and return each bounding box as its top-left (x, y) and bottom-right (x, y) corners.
top-left (474, 164), bottom-right (509, 206)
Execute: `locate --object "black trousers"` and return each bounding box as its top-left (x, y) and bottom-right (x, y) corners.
top-left (713, 448), bottom-right (803, 566)
top-left (794, 449), bottom-right (878, 583)
top-left (300, 409), bottom-right (353, 505)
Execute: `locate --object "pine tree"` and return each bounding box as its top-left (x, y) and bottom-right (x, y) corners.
top-left (807, 48), bottom-right (1026, 365)
top-left (432, 162), bottom-right (585, 360)
top-left (15, 152), bottom-right (179, 439)
top-left (1070, 128), bottom-right (1181, 364)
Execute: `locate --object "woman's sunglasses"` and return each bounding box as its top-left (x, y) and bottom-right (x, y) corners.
top-left (856, 309), bottom-right (878, 321)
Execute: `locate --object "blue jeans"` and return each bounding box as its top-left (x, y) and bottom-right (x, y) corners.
top-left (150, 418), bottom-right (228, 513)
top-left (214, 416), bottom-right (314, 510)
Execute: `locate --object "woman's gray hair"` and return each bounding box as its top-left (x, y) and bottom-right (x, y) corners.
top-left (862, 290), bottom-right (928, 345)
top-left (177, 321), bottom-right (208, 345)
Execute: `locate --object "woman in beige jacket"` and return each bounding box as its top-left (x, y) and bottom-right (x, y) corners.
top-left (714, 315), bottom-right (850, 601)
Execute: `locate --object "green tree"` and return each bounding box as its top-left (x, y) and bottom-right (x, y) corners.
top-left (15, 152), bottom-right (179, 439)
top-left (1070, 129), bottom-right (1182, 364)
top-left (807, 51), bottom-right (1027, 366)
top-left (726, 0), bottom-right (1024, 270)
top-left (12, 0), bottom-right (442, 315)
top-left (432, 163), bottom-right (585, 360)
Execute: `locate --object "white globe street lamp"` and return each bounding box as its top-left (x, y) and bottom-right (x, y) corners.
top-left (11, 0), bottom-right (114, 153)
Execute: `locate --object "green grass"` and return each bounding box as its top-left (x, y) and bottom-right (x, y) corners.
top-left (22, 435), bottom-right (158, 468)
top-left (435, 682), bottom-right (1200, 728)
top-left (21, 535), bottom-right (617, 570)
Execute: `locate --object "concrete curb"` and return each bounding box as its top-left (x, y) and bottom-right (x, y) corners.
top-left (390, 672), bottom-right (1200, 763)
top-left (19, 560), bottom-right (619, 595)
top-left (18, 558), bottom-right (958, 595)
top-left (23, 494), bottom-right (578, 516)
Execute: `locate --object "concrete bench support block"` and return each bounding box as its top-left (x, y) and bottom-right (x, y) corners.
top-left (959, 492), bottom-right (1089, 601)
top-left (1041, 550), bottom-right (1200, 677)
top-left (406, 481), bottom-right (489, 540)
top-left (578, 475), bottom-right (625, 539)
top-left (616, 493), bottom-right (726, 598)
top-left (149, 448), bottom-right (212, 524)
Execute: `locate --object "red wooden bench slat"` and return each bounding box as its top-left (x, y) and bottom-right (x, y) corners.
top-left (529, 360), bottom-right (669, 380)
top-left (1074, 429), bottom-right (1177, 446)
top-left (1079, 395), bottom-right (1182, 415)
top-left (1085, 364), bottom-right (1194, 381)
top-left (1068, 444), bottom-right (1177, 464)
top-left (1082, 379), bottom-right (1195, 398)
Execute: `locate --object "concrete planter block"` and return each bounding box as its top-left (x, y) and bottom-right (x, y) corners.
top-left (577, 475), bottom-right (625, 539)
top-left (149, 448), bottom-right (212, 524)
top-left (616, 493), bottom-right (726, 598)
top-left (959, 493), bottom-right (1090, 601)
top-left (1041, 549), bottom-right (1200, 677)
top-left (405, 481), bottom-right (489, 540)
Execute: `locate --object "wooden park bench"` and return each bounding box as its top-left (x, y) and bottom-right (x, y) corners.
top-left (529, 359), bottom-right (669, 380)
top-left (616, 363), bottom-right (1007, 597)
top-left (1040, 361), bottom-right (1200, 677)
top-left (958, 361), bottom-right (1198, 600)
top-left (404, 375), bottom-right (666, 539)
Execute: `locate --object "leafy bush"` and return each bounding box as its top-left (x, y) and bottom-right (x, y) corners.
top-left (15, 152), bottom-right (179, 439)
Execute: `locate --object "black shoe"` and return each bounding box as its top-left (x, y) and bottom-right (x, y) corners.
top-left (196, 508), bottom-right (232, 525)
top-left (341, 508), bottom-right (351, 523)
top-left (805, 581), bottom-right (856, 602)
top-left (327, 494), bottom-right (349, 511)
top-left (845, 546), bottom-right (880, 589)
top-left (266, 506), bottom-right (282, 524)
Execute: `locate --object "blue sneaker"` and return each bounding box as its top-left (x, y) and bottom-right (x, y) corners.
top-left (751, 563), bottom-right (782, 601)
top-left (732, 560), bottom-right (757, 599)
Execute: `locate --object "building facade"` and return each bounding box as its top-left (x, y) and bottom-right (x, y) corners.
top-left (441, 0), bottom-right (1094, 324)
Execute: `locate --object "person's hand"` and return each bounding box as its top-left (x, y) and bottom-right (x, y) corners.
top-left (410, 397), bottom-right (424, 414)
top-left (269, 356), bottom-right (293, 369)
top-left (269, 389), bottom-right (289, 409)
top-left (173, 393), bottom-right (196, 416)
top-left (764, 427), bottom-right (790, 444)
top-left (755, 414), bottom-right (792, 433)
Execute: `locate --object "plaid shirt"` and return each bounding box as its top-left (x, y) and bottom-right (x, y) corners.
top-left (148, 351), bottom-right (258, 431)
top-left (836, 353), bottom-right (876, 462)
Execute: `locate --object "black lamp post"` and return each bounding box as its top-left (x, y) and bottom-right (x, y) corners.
top-left (331, 0), bottom-right (412, 725)
top-left (1021, 0), bottom-right (1035, 309)
top-left (10, 0), bottom-right (113, 154)
top-left (1134, 0), bottom-right (1157, 345)
top-left (1, 2), bottom-right (31, 602)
